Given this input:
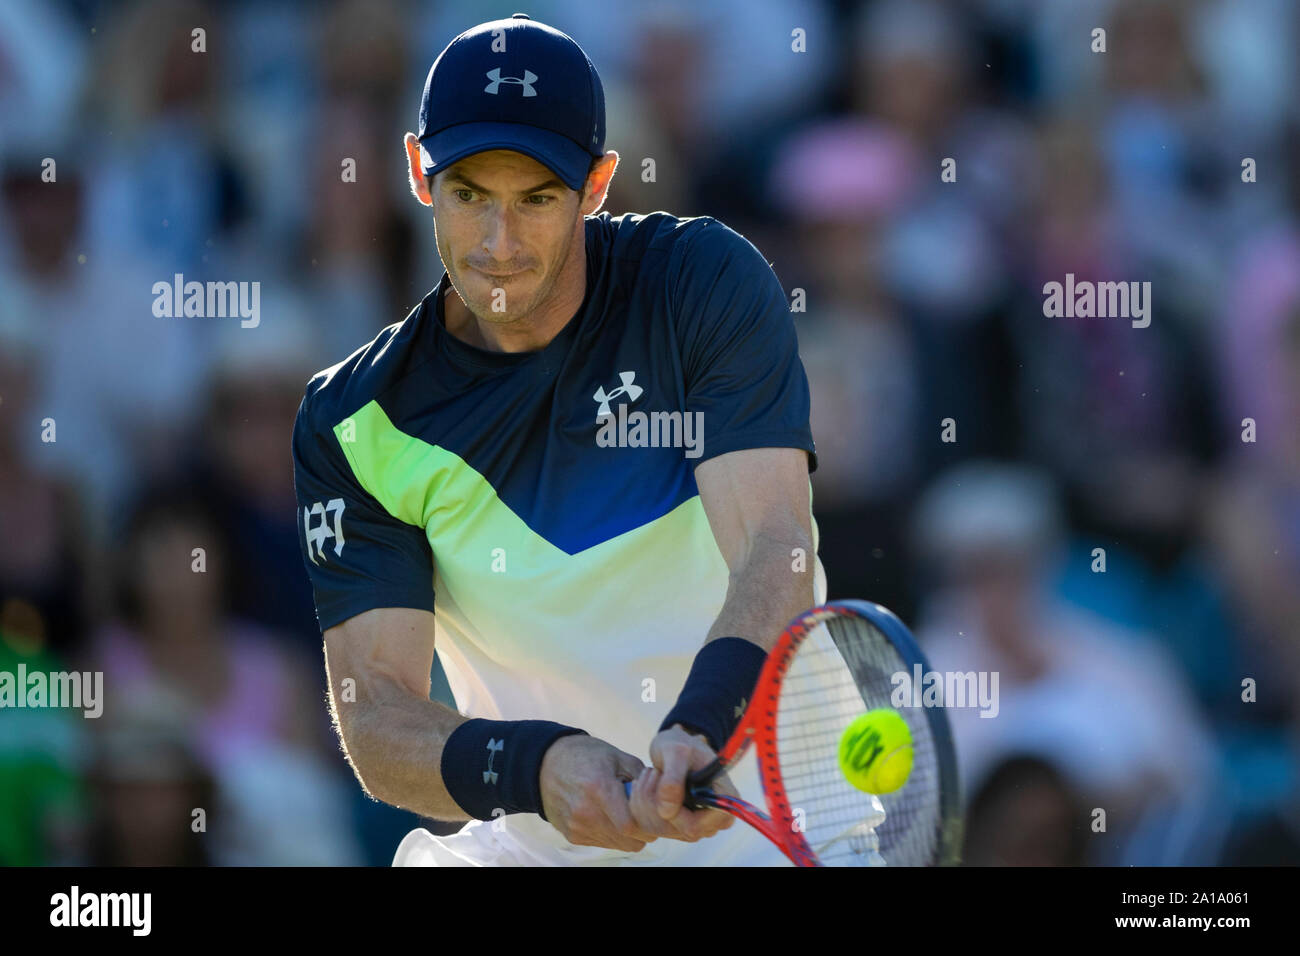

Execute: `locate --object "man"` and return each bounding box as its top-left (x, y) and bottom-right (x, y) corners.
top-left (293, 14), bottom-right (825, 866)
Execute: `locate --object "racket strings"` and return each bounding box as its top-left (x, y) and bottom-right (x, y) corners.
top-left (774, 615), bottom-right (942, 866)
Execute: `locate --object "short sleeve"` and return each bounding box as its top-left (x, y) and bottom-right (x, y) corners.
top-left (292, 396), bottom-right (437, 631)
top-left (672, 219), bottom-right (817, 472)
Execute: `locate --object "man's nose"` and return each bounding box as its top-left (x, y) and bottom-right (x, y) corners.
top-left (481, 206), bottom-right (520, 262)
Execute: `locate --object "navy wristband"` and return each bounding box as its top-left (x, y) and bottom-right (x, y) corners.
top-left (441, 718), bottom-right (587, 821)
top-left (659, 638), bottom-right (768, 752)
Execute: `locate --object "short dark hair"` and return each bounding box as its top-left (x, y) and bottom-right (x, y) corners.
top-left (114, 487), bottom-right (229, 625)
top-left (423, 154), bottom-right (603, 195)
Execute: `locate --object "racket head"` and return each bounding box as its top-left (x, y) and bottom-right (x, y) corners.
top-left (824, 600), bottom-right (962, 865)
top-left (689, 600), bottom-right (962, 866)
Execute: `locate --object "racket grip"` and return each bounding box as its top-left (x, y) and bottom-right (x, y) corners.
top-left (622, 776), bottom-right (710, 809)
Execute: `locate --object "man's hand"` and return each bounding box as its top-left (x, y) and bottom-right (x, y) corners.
top-left (538, 734), bottom-right (659, 852)
top-left (631, 725), bottom-right (736, 842)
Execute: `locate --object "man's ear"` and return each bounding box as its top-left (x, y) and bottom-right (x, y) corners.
top-left (405, 132), bottom-right (433, 206)
top-left (580, 150), bottom-right (619, 215)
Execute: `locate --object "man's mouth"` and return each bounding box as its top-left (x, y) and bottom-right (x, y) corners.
top-left (471, 265), bottom-right (527, 278)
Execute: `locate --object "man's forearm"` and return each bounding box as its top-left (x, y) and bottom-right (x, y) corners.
top-left (705, 527), bottom-right (816, 651)
top-left (329, 668), bottom-right (472, 821)
top-left (657, 528), bottom-right (816, 753)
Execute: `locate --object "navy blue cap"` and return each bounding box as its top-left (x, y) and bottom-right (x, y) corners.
top-left (418, 14), bottom-right (606, 191)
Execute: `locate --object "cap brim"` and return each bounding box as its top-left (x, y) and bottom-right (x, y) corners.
top-left (419, 122), bottom-right (592, 191)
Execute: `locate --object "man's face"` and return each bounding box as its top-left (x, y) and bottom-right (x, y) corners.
top-left (430, 149), bottom-right (583, 324)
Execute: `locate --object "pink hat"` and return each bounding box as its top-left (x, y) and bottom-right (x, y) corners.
top-left (768, 119), bottom-right (917, 223)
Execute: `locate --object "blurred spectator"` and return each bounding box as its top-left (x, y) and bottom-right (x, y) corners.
top-left (852, 0), bottom-right (973, 154)
top-left (84, 681), bottom-right (215, 866)
top-left (294, 98), bottom-right (417, 357)
top-left (1098, 0), bottom-right (1228, 321)
top-left (0, 153), bottom-right (209, 542)
top-left (599, 76), bottom-right (690, 218)
top-left (85, 490), bottom-right (362, 865)
top-left (1011, 118), bottom-right (1221, 567)
top-left (1219, 685), bottom-right (1300, 865)
top-left (913, 462), bottom-right (1216, 862)
top-left (844, 1), bottom-right (1019, 477)
top-left (1006, 116), bottom-right (1239, 723)
top-left (853, 0), bottom-right (1008, 322)
top-left (0, 624), bottom-right (86, 866)
top-left (963, 754), bottom-right (1090, 866)
top-left (767, 119), bottom-right (923, 612)
top-left (81, 0), bottom-right (245, 274)
top-left (185, 300), bottom-right (326, 655)
top-left (1209, 246), bottom-right (1300, 695)
top-left (0, 0), bottom-right (86, 156)
top-left (0, 312), bottom-right (91, 654)
top-left (318, 0), bottom-right (408, 122)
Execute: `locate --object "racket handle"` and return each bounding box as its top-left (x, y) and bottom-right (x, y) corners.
top-left (622, 776), bottom-right (710, 809)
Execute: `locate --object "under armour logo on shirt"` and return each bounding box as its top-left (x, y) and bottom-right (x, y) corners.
top-left (734, 698), bottom-right (748, 720)
top-left (485, 68), bottom-right (537, 96)
top-left (483, 738), bottom-right (504, 784)
top-left (593, 371), bottom-right (643, 420)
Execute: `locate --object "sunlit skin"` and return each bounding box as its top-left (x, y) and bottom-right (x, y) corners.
top-left (403, 133), bottom-right (618, 353)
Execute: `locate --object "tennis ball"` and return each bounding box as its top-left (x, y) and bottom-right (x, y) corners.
top-left (838, 709), bottom-right (913, 794)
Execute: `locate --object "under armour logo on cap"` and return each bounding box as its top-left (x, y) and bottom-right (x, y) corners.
top-left (417, 15), bottom-right (606, 191)
top-left (484, 67), bottom-right (537, 96)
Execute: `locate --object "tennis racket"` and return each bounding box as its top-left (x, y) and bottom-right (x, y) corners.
top-left (631, 600), bottom-right (961, 866)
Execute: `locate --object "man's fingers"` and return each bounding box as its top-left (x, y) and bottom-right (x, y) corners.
top-left (660, 767), bottom-right (737, 840)
top-left (628, 768), bottom-right (674, 836)
top-left (628, 767), bottom-right (676, 837)
top-left (602, 775), bottom-right (657, 849)
top-left (615, 753), bottom-right (647, 786)
top-left (653, 746), bottom-right (692, 819)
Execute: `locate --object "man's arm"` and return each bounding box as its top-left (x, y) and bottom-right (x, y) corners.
top-left (694, 446), bottom-right (816, 651)
top-left (324, 606), bottom-right (661, 851)
top-left (323, 607), bottom-right (469, 819)
top-left (299, 389), bottom-right (654, 846)
top-left (631, 446), bottom-right (816, 837)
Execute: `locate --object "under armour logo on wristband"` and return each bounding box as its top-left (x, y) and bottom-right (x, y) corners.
top-left (735, 698), bottom-right (747, 719)
top-left (484, 738), bottom-right (504, 784)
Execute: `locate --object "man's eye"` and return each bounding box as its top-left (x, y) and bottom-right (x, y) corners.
top-left (454, 189), bottom-right (474, 202)
top-left (526, 194), bottom-right (553, 205)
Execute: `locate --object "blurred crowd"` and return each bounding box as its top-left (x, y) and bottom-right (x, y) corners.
top-left (2, 0), bottom-right (1298, 866)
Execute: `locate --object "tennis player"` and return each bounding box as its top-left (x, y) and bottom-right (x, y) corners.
top-left (293, 14), bottom-right (825, 866)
